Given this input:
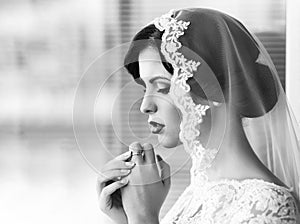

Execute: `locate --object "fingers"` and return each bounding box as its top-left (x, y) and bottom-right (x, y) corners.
top-left (98, 169), bottom-right (131, 185)
top-left (96, 169), bottom-right (131, 198)
top-left (156, 154), bottom-right (171, 188)
top-left (142, 143), bottom-right (156, 164)
top-left (129, 142), bottom-right (144, 164)
top-left (115, 150), bottom-right (132, 161)
top-left (129, 142), bottom-right (156, 165)
top-left (101, 179), bottom-right (129, 197)
top-left (98, 178), bottom-right (129, 211)
top-left (104, 157), bottom-right (135, 171)
top-left (97, 151), bottom-right (135, 193)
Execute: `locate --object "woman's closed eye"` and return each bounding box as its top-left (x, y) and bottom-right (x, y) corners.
top-left (140, 80), bottom-right (171, 95)
top-left (156, 82), bottom-right (170, 94)
top-left (142, 88), bottom-right (169, 94)
top-left (157, 87), bottom-right (170, 94)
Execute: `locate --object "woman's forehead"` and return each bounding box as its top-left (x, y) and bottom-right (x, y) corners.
top-left (138, 47), bottom-right (171, 80)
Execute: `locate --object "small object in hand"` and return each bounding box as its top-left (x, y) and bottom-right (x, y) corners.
top-left (131, 150), bottom-right (144, 156)
top-left (129, 144), bottom-right (144, 157)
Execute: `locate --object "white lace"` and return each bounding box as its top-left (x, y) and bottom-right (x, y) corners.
top-left (153, 9), bottom-right (215, 184)
top-left (161, 179), bottom-right (299, 223)
top-left (152, 10), bottom-right (299, 223)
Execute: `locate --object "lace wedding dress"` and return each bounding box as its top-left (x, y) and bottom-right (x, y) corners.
top-left (147, 9), bottom-right (300, 223)
top-left (161, 176), bottom-right (298, 223)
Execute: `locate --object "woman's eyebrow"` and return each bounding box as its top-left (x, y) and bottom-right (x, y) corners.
top-left (149, 76), bottom-right (171, 83)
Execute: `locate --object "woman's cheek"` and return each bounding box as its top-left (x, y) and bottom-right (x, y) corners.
top-left (163, 107), bottom-right (182, 147)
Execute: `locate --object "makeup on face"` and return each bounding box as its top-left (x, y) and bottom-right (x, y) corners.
top-left (137, 47), bottom-right (182, 148)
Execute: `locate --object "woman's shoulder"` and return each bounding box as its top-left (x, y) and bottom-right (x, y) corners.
top-left (201, 178), bottom-right (299, 222)
top-left (214, 178), bottom-right (297, 206)
top-left (238, 179), bottom-right (296, 202)
top-left (226, 179), bottom-right (299, 222)
top-left (162, 179), bottom-right (299, 223)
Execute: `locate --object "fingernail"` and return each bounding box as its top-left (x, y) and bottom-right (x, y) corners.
top-left (129, 142), bottom-right (142, 151)
top-left (123, 151), bottom-right (132, 157)
top-left (120, 169), bottom-right (130, 174)
top-left (125, 161), bottom-right (135, 167)
top-left (143, 143), bottom-right (153, 150)
top-left (120, 178), bottom-right (128, 184)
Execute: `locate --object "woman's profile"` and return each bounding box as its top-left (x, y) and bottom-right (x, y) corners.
top-left (96, 8), bottom-right (300, 223)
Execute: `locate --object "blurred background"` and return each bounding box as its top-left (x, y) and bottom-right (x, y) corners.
top-left (1, 0), bottom-right (299, 223)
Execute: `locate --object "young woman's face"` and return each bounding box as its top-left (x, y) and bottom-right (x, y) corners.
top-left (137, 46), bottom-right (182, 148)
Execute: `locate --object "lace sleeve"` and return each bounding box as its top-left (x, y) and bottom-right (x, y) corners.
top-left (160, 179), bottom-right (299, 223)
top-left (241, 186), bottom-right (299, 223)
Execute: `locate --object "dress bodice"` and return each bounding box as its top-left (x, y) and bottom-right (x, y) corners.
top-left (161, 179), bottom-right (299, 224)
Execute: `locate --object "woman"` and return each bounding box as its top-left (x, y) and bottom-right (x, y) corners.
top-left (97, 8), bottom-right (300, 223)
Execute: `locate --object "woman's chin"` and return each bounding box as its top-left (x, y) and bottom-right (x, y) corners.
top-left (157, 134), bottom-right (181, 148)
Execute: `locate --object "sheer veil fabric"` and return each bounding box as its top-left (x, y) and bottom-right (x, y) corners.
top-left (142, 8), bottom-right (300, 223)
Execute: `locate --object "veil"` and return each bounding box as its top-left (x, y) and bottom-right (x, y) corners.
top-left (146, 8), bottom-right (300, 203)
top-left (124, 8), bottom-right (300, 221)
top-left (243, 33), bottom-right (300, 202)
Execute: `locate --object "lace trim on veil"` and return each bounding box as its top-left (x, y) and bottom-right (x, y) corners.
top-left (152, 10), bottom-right (218, 183)
top-left (150, 9), bottom-right (299, 223)
top-left (150, 10), bottom-right (300, 223)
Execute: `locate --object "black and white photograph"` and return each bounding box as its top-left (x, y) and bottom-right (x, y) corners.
top-left (1, 0), bottom-right (300, 223)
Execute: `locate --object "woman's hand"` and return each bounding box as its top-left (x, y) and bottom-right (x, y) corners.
top-left (96, 151), bottom-right (136, 224)
top-left (121, 142), bottom-right (171, 224)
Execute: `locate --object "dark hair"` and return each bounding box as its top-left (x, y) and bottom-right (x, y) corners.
top-left (124, 21), bottom-right (278, 118)
top-left (124, 24), bottom-right (173, 79)
top-left (124, 24), bottom-right (215, 105)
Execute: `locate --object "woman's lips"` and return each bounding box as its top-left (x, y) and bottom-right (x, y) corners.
top-left (149, 121), bottom-right (165, 134)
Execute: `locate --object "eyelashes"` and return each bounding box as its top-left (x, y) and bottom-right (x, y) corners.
top-left (142, 87), bottom-right (170, 94)
top-left (157, 87), bottom-right (170, 94)
top-left (141, 81), bottom-right (171, 95)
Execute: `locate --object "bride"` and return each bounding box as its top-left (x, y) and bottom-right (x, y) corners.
top-left (96, 8), bottom-right (300, 223)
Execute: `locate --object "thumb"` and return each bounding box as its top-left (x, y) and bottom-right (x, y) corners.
top-left (156, 154), bottom-right (171, 188)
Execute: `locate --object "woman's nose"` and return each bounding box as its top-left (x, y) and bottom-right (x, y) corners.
top-left (140, 95), bottom-right (157, 114)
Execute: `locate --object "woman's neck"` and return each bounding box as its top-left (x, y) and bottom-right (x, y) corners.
top-left (199, 107), bottom-right (280, 183)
